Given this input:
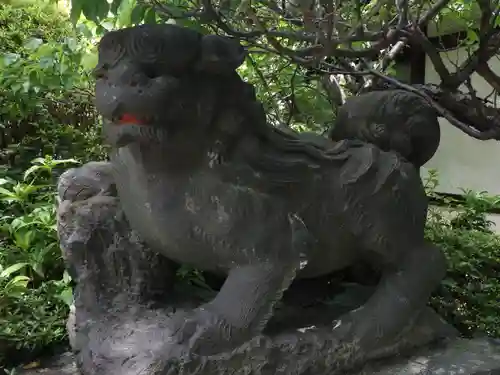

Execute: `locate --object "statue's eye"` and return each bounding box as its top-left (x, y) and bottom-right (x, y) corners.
top-left (98, 36), bottom-right (125, 65)
top-left (99, 31), bottom-right (126, 55)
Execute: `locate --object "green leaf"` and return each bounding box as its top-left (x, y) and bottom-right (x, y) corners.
top-left (466, 29), bottom-right (479, 45)
top-left (31, 157), bottom-right (47, 165)
top-left (111, 0), bottom-right (124, 14)
top-left (0, 186), bottom-right (16, 198)
top-left (76, 23), bottom-right (93, 39)
top-left (33, 44), bottom-right (55, 59)
top-left (130, 4), bottom-right (147, 25)
top-left (0, 263), bottom-right (29, 279)
top-left (63, 270), bottom-right (72, 283)
top-left (101, 21), bottom-right (115, 30)
top-left (4, 275), bottom-right (30, 294)
top-left (144, 8), bottom-right (157, 24)
top-left (66, 37), bottom-right (79, 53)
top-left (81, 51), bottom-right (99, 71)
top-left (70, 0), bottom-right (84, 25)
top-left (39, 56), bottom-right (55, 69)
top-left (51, 158), bottom-right (80, 166)
top-left (116, 0), bottom-right (137, 26)
top-left (2, 53), bottom-right (20, 66)
top-left (57, 287), bottom-right (74, 307)
top-left (22, 80), bottom-right (31, 93)
top-left (24, 38), bottom-right (43, 51)
top-left (23, 165), bottom-right (42, 181)
top-left (82, 0), bottom-right (110, 23)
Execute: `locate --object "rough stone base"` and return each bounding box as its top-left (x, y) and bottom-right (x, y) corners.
top-left (59, 281), bottom-right (460, 375)
top-left (18, 338), bottom-right (500, 375)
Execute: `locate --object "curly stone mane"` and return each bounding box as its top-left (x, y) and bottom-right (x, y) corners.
top-left (215, 73), bottom-right (365, 183)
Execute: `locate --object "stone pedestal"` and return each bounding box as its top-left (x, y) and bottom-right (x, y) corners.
top-left (19, 338), bottom-right (500, 375)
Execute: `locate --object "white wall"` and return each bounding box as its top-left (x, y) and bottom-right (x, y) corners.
top-left (488, 213), bottom-right (500, 232)
top-left (420, 48), bottom-right (500, 196)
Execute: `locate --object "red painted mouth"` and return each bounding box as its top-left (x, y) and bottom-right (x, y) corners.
top-left (118, 113), bottom-right (144, 125)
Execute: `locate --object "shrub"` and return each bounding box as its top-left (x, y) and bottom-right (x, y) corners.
top-left (0, 3), bottom-right (102, 366)
top-left (0, 157), bottom-right (77, 366)
top-left (425, 170), bottom-right (500, 338)
top-left (0, 2), bottom-right (71, 55)
top-left (0, 279), bottom-right (71, 365)
top-left (0, 1), bottom-right (105, 177)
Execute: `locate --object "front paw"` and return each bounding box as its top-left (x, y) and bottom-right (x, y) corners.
top-left (331, 309), bottom-right (376, 349)
top-left (169, 306), bottom-right (240, 355)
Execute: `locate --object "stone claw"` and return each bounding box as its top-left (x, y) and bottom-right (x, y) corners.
top-left (169, 306), bottom-right (237, 355)
top-left (331, 309), bottom-right (388, 351)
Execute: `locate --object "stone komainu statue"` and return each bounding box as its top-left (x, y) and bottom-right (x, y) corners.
top-left (56, 24), bottom-right (454, 375)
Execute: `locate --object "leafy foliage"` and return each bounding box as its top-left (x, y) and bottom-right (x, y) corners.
top-left (240, 53), bottom-right (336, 131)
top-left (0, 2), bottom-right (71, 55)
top-left (425, 171), bottom-right (500, 338)
top-left (0, 157), bottom-right (77, 366)
top-left (0, 2), bottom-right (105, 177)
top-left (0, 279), bottom-right (71, 365)
top-left (429, 228), bottom-right (500, 337)
top-left (0, 2), bottom-right (98, 366)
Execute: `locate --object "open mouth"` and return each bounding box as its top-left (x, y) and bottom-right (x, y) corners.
top-left (111, 113), bottom-right (153, 126)
top-left (103, 111), bottom-right (168, 148)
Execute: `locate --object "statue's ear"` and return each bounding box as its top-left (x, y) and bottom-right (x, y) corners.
top-left (196, 35), bottom-right (246, 75)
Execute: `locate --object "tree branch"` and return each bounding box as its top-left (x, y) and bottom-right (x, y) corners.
top-left (144, 0), bottom-right (500, 140)
top-left (448, 27), bottom-right (500, 90)
top-left (365, 65), bottom-right (500, 140)
top-left (476, 62), bottom-right (500, 93)
top-left (417, 0), bottom-right (452, 27)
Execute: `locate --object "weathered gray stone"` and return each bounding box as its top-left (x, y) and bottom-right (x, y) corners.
top-left (56, 160), bottom-right (458, 375)
top-left (358, 338), bottom-right (500, 375)
top-left (19, 338), bottom-right (500, 375)
top-left (329, 89), bottom-right (441, 168)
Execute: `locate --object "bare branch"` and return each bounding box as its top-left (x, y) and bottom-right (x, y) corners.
top-left (417, 0), bottom-right (451, 27)
top-left (419, 83), bottom-right (500, 138)
top-left (345, 0), bottom-right (390, 40)
top-left (476, 63), bottom-right (500, 93)
top-left (476, 0), bottom-right (492, 32)
top-left (320, 74), bottom-right (345, 107)
top-left (380, 38), bottom-right (406, 70)
top-left (396, 0), bottom-right (409, 30)
top-left (365, 65), bottom-right (500, 140)
top-left (449, 30), bottom-right (500, 90)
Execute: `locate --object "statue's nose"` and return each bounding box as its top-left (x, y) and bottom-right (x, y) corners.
top-left (92, 63), bottom-right (109, 79)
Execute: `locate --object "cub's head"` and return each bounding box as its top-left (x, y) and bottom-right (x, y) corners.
top-left (94, 24), bottom-right (246, 148)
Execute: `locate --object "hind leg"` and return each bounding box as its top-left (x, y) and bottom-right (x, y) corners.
top-left (337, 240), bottom-right (446, 348)
top-left (327, 158), bottom-right (448, 360)
top-left (325, 239), bottom-right (447, 371)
